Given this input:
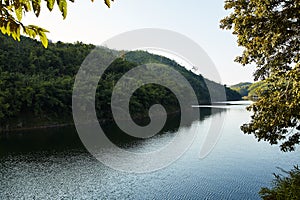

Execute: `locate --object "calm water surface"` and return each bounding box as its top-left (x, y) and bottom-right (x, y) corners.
top-left (0, 102), bottom-right (299, 199)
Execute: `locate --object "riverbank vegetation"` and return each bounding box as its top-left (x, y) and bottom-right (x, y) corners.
top-left (260, 166), bottom-right (300, 200)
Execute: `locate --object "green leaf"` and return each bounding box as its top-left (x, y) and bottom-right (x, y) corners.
top-left (57, 0), bottom-right (67, 19)
top-left (46, 0), bottom-right (55, 11)
top-left (104, 0), bottom-right (110, 8)
top-left (1, 23), bottom-right (7, 34)
top-left (23, 0), bottom-right (32, 12)
top-left (32, 0), bottom-right (41, 17)
top-left (15, 4), bottom-right (23, 21)
top-left (24, 26), bottom-right (37, 38)
top-left (39, 31), bottom-right (48, 48)
top-left (16, 25), bottom-right (20, 41)
top-left (6, 22), bottom-right (11, 35)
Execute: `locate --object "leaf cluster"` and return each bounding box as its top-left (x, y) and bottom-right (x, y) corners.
top-left (221, 0), bottom-right (300, 151)
top-left (0, 0), bottom-right (113, 47)
top-left (260, 166), bottom-right (300, 199)
top-left (241, 64), bottom-right (300, 151)
top-left (221, 0), bottom-right (299, 80)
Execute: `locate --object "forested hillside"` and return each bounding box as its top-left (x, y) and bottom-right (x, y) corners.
top-left (230, 82), bottom-right (252, 97)
top-left (231, 82), bottom-right (266, 100)
top-left (0, 34), bottom-right (241, 130)
top-left (124, 51), bottom-right (241, 102)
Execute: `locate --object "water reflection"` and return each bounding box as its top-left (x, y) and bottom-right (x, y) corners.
top-left (1, 104), bottom-right (298, 199)
top-left (0, 107), bottom-right (225, 156)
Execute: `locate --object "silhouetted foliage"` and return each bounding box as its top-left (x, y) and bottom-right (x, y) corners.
top-left (260, 166), bottom-right (300, 200)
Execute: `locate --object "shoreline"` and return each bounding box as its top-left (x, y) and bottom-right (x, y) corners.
top-left (0, 101), bottom-right (247, 134)
top-left (0, 109), bottom-right (183, 134)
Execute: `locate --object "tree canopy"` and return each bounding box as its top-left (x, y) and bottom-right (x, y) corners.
top-left (0, 0), bottom-right (113, 48)
top-left (221, 0), bottom-right (300, 151)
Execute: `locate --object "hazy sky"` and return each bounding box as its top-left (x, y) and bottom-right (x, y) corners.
top-left (23, 0), bottom-right (255, 85)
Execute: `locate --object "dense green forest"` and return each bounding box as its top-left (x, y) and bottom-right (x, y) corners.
top-left (0, 34), bottom-right (241, 131)
top-left (230, 82), bottom-right (252, 97)
top-left (230, 82), bottom-right (266, 100)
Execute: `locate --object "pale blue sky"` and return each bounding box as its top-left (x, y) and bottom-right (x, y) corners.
top-left (23, 0), bottom-right (255, 85)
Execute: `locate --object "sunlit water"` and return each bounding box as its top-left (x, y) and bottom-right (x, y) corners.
top-left (0, 102), bottom-right (299, 199)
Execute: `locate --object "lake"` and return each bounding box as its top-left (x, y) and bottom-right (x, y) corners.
top-left (0, 102), bottom-right (299, 199)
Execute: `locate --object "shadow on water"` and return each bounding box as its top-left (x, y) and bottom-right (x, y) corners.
top-left (0, 107), bottom-right (225, 156)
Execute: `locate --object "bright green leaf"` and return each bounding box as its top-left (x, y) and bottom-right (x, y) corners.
top-left (46, 0), bottom-right (55, 11)
top-left (15, 5), bottom-right (23, 21)
top-left (39, 31), bottom-right (48, 48)
top-left (57, 0), bottom-right (67, 19)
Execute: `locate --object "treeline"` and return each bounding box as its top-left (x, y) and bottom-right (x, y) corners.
top-left (124, 51), bottom-right (241, 103)
top-left (230, 82), bottom-right (266, 100)
top-left (0, 34), bottom-right (241, 130)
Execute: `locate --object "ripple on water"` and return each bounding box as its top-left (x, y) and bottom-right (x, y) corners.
top-left (1, 106), bottom-right (299, 199)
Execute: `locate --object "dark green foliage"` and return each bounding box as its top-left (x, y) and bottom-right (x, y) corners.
top-left (225, 86), bottom-right (243, 101)
top-left (241, 67), bottom-right (300, 152)
top-left (94, 58), bottom-right (180, 121)
top-left (230, 82), bottom-right (252, 97)
top-left (125, 51), bottom-right (242, 103)
top-left (230, 82), bottom-right (269, 100)
top-left (260, 166), bottom-right (300, 200)
top-left (0, 34), bottom-right (94, 128)
top-left (0, 34), bottom-right (241, 130)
